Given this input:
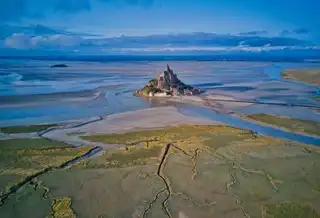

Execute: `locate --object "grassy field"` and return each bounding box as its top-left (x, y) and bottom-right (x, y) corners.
top-left (0, 138), bottom-right (70, 150)
top-left (263, 203), bottom-right (320, 218)
top-left (1, 125), bottom-right (320, 218)
top-left (47, 196), bottom-right (76, 218)
top-left (245, 114), bottom-right (320, 136)
top-left (281, 69), bottom-right (320, 85)
top-left (0, 182), bottom-right (76, 218)
top-left (0, 136), bottom-right (86, 218)
top-left (0, 124), bottom-right (58, 134)
top-left (0, 137), bottom-right (93, 204)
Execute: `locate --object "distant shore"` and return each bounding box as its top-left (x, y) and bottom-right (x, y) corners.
top-left (1, 54), bottom-right (320, 63)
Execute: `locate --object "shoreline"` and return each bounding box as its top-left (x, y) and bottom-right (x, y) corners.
top-left (236, 114), bottom-right (320, 139)
top-left (1, 105), bottom-right (320, 147)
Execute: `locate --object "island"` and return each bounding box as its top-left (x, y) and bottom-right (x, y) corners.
top-left (281, 69), bottom-right (320, 85)
top-left (135, 65), bottom-right (201, 97)
top-left (50, 64), bottom-right (68, 68)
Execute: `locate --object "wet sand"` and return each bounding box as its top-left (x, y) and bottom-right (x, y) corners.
top-left (0, 85), bottom-right (121, 108)
top-left (39, 106), bottom-right (217, 148)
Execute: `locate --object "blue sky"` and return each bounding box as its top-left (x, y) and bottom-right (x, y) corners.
top-left (0, 0), bottom-right (320, 55)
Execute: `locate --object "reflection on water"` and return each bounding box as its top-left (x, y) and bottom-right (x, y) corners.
top-left (210, 86), bottom-right (255, 92)
top-left (0, 89), bottom-right (150, 127)
top-left (191, 82), bottom-right (223, 87)
top-left (261, 88), bottom-right (289, 92)
top-left (256, 95), bottom-right (316, 105)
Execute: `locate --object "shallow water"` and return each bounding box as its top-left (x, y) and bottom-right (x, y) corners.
top-left (178, 104), bottom-right (320, 146)
top-left (209, 86), bottom-right (255, 92)
top-left (1, 60), bottom-right (320, 146)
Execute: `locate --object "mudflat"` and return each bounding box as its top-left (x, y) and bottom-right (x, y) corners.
top-left (282, 69), bottom-right (320, 85)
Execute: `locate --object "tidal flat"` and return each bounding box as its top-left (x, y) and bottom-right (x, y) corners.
top-left (1, 125), bottom-right (319, 218)
top-left (1, 61), bottom-right (320, 218)
top-left (244, 114), bottom-right (320, 136)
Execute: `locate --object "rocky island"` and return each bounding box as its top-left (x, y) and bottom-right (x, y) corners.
top-left (136, 65), bottom-right (200, 97)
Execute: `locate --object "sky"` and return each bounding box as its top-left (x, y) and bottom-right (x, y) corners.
top-left (0, 0), bottom-right (320, 56)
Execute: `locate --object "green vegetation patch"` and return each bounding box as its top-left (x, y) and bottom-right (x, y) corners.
top-left (81, 146), bottom-right (162, 168)
top-left (264, 202), bottom-right (320, 218)
top-left (246, 114), bottom-right (320, 136)
top-left (47, 196), bottom-right (76, 218)
top-left (0, 146), bottom-right (91, 172)
top-left (139, 85), bottom-right (161, 96)
top-left (312, 96), bottom-right (320, 102)
top-left (80, 125), bottom-right (254, 169)
top-left (82, 128), bottom-right (171, 145)
top-left (0, 124), bottom-right (58, 134)
top-left (148, 78), bottom-right (157, 86)
top-left (0, 138), bottom-right (70, 150)
top-left (2, 125), bottom-right (319, 218)
top-left (0, 137), bottom-right (92, 195)
top-left (67, 132), bottom-right (85, 136)
top-left (0, 183), bottom-right (53, 218)
top-left (82, 125), bottom-right (252, 146)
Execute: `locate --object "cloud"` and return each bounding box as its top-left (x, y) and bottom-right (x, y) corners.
top-left (238, 30), bottom-right (268, 36)
top-left (111, 45), bottom-right (320, 53)
top-left (0, 0), bottom-right (154, 23)
top-left (2, 32), bottom-right (317, 55)
top-left (0, 24), bottom-right (101, 40)
top-left (4, 33), bottom-right (30, 49)
top-left (280, 28), bottom-right (310, 36)
top-left (292, 28), bottom-right (309, 34)
top-left (0, 24), bottom-right (66, 39)
top-left (4, 33), bottom-right (82, 49)
top-left (88, 33), bottom-right (310, 48)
